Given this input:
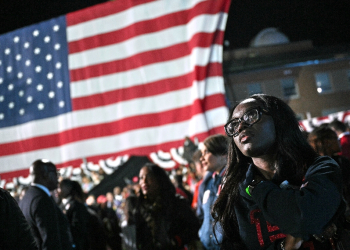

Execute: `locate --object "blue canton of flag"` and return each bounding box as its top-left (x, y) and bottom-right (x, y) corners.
top-left (0, 16), bottom-right (71, 128)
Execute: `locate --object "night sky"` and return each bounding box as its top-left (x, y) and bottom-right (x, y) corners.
top-left (1, 0), bottom-right (350, 50)
top-left (225, 0), bottom-right (350, 49)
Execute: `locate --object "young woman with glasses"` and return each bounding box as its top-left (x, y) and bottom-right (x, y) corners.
top-left (212, 94), bottom-right (346, 250)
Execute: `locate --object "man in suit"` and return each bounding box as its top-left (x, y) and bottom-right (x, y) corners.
top-left (19, 159), bottom-right (74, 250)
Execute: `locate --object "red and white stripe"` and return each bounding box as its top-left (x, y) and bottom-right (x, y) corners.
top-left (0, 0), bottom-right (230, 180)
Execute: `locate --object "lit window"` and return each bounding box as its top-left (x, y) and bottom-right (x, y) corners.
top-left (247, 83), bottom-right (262, 96)
top-left (280, 78), bottom-right (299, 98)
top-left (315, 73), bottom-right (332, 93)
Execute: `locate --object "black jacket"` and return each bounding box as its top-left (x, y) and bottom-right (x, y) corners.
top-left (235, 156), bottom-right (344, 250)
top-left (19, 186), bottom-right (74, 250)
top-left (0, 188), bottom-right (38, 250)
top-left (63, 198), bottom-right (91, 250)
top-left (133, 195), bottom-right (200, 250)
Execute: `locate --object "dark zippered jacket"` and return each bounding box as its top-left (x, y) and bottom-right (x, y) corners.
top-left (235, 156), bottom-right (344, 250)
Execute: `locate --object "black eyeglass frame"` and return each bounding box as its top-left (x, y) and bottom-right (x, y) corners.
top-left (224, 106), bottom-right (270, 137)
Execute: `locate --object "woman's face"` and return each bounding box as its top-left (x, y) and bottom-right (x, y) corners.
top-left (200, 145), bottom-right (226, 173)
top-left (231, 99), bottom-right (276, 158)
top-left (139, 167), bottom-right (159, 197)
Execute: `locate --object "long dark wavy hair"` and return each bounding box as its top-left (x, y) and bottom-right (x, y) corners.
top-left (138, 163), bottom-right (176, 206)
top-left (212, 94), bottom-right (318, 249)
top-left (60, 178), bottom-right (86, 203)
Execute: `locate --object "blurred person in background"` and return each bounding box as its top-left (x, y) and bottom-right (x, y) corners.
top-left (197, 134), bottom-right (227, 250)
top-left (59, 179), bottom-right (97, 250)
top-left (106, 191), bottom-right (117, 212)
top-left (120, 194), bottom-right (138, 250)
top-left (308, 126), bottom-right (350, 205)
top-left (128, 163), bottom-right (201, 249)
top-left (96, 194), bottom-right (122, 250)
top-left (113, 186), bottom-right (124, 219)
top-left (81, 175), bottom-right (94, 193)
top-left (0, 187), bottom-right (38, 249)
top-left (191, 150), bottom-right (204, 211)
top-left (114, 186), bottom-right (123, 202)
top-left (18, 185), bottom-right (29, 202)
top-left (19, 159), bottom-right (74, 250)
top-left (329, 120), bottom-right (350, 160)
top-left (174, 174), bottom-right (193, 205)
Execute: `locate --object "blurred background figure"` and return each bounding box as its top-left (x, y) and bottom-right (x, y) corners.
top-left (86, 194), bottom-right (98, 212)
top-left (126, 163), bottom-right (201, 250)
top-left (113, 186), bottom-right (123, 202)
top-left (329, 120), bottom-right (350, 160)
top-left (174, 174), bottom-right (193, 205)
top-left (19, 159), bottom-right (74, 250)
top-left (0, 187), bottom-right (38, 249)
top-left (106, 192), bottom-right (117, 211)
top-left (96, 194), bottom-right (122, 250)
top-left (120, 194), bottom-right (138, 250)
top-left (197, 135), bottom-right (227, 250)
top-left (191, 150), bottom-right (204, 211)
top-left (81, 176), bottom-right (94, 194)
top-left (308, 126), bottom-right (350, 204)
top-left (113, 186), bottom-right (124, 219)
top-left (91, 169), bottom-right (106, 186)
top-left (59, 178), bottom-right (106, 250)
top-left (18, 185), bottom-right (29, 202)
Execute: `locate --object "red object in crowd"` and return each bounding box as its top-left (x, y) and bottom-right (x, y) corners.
top-left (96, 195), bottom-right (107, 204)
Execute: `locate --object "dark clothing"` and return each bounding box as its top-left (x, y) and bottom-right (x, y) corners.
top-left (175, 186), bottom-right (193, 205)
top-left (134, 195), bottom-right (200, 250)
top-left (339, 132), bottom-right (350, 160)
top-left (121, 195), bottom-right (138, 250)
top-left (19, 186), bottom-right (74, 250)
top-left (121, 222), bottom-right (137, 250)
top-left (333, 155), bottom-right (350, 183)
top-left (0, 188), bottom-right (38, 250)
top-left (175, 175), bottom-right (193, 205)
top-left (56, 203), bottom-right (75, 250)
top-left (332, 154), bottom-right (350, 203)
top-left (62, 198), bottom-right (91, 250)
top-left (86, 207), bottom-right (108, 250)
top-left (97, 204), bottom-right (122, 250)
top-left (235, 156), bottom-right (344, 250)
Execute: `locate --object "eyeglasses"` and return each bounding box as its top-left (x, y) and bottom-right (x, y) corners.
top-left (224, 107), bottom-right (269, 137)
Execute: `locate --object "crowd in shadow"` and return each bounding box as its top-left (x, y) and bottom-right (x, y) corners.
top-left (2, 94), bottom-right (350, 250)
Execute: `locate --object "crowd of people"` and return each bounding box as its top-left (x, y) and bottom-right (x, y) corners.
top-left (1, 94), bottom-right (350, 250)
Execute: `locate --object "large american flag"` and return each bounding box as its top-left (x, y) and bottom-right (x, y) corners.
top-left (0, 0), bottom-right (230, 181)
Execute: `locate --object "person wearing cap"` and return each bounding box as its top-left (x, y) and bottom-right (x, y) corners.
top-left (19, 159), bottom-right (74, 250)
